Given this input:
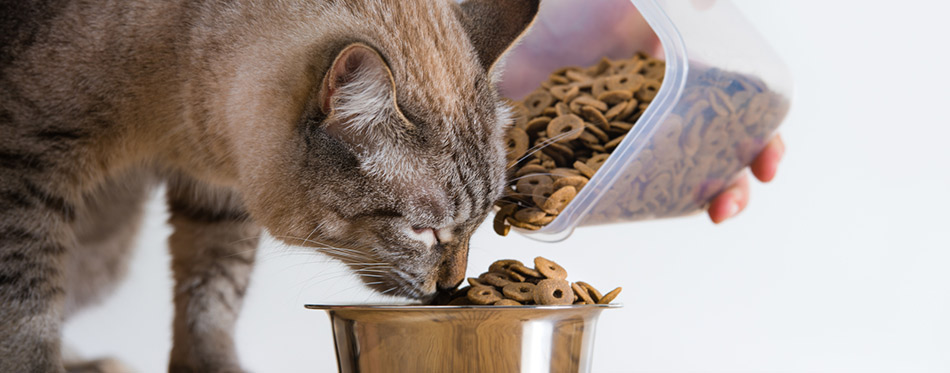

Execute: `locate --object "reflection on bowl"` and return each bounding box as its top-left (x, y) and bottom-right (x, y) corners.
top-left (306, 304), bottom-right (620, 373)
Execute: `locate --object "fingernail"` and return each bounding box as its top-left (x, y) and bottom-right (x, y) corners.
top-left (723, 201), bottom-right (740, 220)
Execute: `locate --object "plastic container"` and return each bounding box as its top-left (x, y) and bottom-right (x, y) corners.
top-left (306, 304), bottom-right (618, 373)
top-left (497, 0), bottom-right (792, 242)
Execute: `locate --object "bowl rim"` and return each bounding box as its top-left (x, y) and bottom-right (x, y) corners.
top-left (304, 303), bottom-right (622, 310)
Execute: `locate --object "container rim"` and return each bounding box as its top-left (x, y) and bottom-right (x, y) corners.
top-left (304, 304), bottom-right (622, 311)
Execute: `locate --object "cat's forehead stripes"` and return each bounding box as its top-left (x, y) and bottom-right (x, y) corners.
top-left (331, 0), bottom-right (489, 121)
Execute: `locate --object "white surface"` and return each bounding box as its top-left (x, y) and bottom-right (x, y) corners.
top-left (63, 0), bottom-right (950, 371)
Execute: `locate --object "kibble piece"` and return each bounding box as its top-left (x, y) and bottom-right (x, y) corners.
top-left (534, 256), bottom-right (569, 280)
top-left (468, 286), bottom-right (503, 305)
top-left (510, 263), bottom-right (542, 279)
top-left (552, 175), bottom-right (589, 191)
top-left (514, 207), bottom-right (547, 224)
top-left (523, 90), bottom-right (555, 117)
top-left (502, 282), bottom-right (537, 303)
top-left (505, 127), bottom-right (529, 162)
top-left (494, 299), bottom-right (522, 306)
top-left (534, 279), bottom-right (575, 306)
top-left (488, 259), bottom-right (524, 274)
top-left (479, 272), bottom-right (513, 287)
top-left (572, 282), bottom-right (595, 304)
top-left (541, 186), bottom-right (577, 215)
top-left (597, 287), bottom-right (623, 305)
top-left (575, 281), bottom-right (603, 303)
top-left (546, 114), bottom-right (585, 142)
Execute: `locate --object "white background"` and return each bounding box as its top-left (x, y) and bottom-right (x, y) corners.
top-left (63, 0), bottom-right (950, 372)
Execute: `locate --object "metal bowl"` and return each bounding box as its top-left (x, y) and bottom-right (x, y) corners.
top-left (306, 304), bottom-right (620, 373)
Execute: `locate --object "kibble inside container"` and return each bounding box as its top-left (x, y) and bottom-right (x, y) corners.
top-left (495, 0), bottom-right (792, 241)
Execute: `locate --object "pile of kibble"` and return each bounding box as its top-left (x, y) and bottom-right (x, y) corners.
top-left (494, 51), bottom-right (788, 234)
top-left (432, 257), bottom-right (621, 306)
top-left (494, 52), bottom-right (664, 235)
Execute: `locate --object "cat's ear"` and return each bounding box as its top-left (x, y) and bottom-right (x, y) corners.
top-left (317, 43), bottom-right (396, 117)
top-left (455, 0), bottom-right (540, 72)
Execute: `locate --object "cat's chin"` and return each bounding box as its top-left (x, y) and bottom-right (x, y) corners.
top-left (358, 273), bottom-right (440, 302)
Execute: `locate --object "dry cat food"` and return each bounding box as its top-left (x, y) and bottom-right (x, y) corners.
top-left (494, 52), bottom-right (788, 234)
top-left (431, 257), bottom-right (621, 306)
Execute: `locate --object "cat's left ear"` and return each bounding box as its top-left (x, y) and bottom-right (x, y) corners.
top-left (316, 43), bottom-right (396, 116)
top-left (455, 0), bottom-right (541, 72)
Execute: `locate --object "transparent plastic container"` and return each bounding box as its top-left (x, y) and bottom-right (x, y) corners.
top-left (497, 0), bottom-right (792, 242)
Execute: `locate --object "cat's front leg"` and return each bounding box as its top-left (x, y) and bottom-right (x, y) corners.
top-left (0, 181), bottom-right (73, 373)
top-left (166, 176), bottom-right (261, 373)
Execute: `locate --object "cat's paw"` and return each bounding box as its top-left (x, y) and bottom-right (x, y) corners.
top-left (63, 357), bottom-right (133, 373)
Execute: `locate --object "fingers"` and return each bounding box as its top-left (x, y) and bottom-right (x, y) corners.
top-left (707, 174), bottom-right (750, 224)
top-left (750, 135), bottom-right (785, 183)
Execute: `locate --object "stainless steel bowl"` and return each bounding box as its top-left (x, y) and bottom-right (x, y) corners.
top-left (306, 304), bottom-right (620, 373)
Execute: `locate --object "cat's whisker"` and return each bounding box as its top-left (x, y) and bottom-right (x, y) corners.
top-left (505, 128), bottom-right (583, 171)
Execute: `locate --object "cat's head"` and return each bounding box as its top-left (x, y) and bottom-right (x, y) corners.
top-left (235, 0), bottom-right (539, 300)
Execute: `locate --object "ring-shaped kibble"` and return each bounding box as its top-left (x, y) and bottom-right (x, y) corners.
top-left (606, 74), bottom-right (644, 92)
top-left (586, 153), bottom-right (610, 171)
top-left (584, 123), bottom-right (610, 143)
top-left (540, 145), bottom-right (566, 166)
top-left (467, 285), bottom-right (503, 305)
top-left (589, 57), bottom-right (612, 76)
top-left (514, 207), bottom-right (547, 224)
top-left (515, 174), bottom-right (553, 196)
top-left (591, 77), bottom-right (610, 98)
top-left (541, 186), bottom-right (577, 215)
top-left (597, 90), bottom-right (634, 105)
top-left (554, 102), bottom-right (572, 117)
top-left (515, 164), bottom-right (548, 178)
top-left (492, 203), bottom-right (516, 237)
top-left (636, 80), bottom-right (662, 102)
top-left (581, 106), bottom-right (610, 130)
top-left (508, 101), bottom-right (529, 129)
top-left (604, 101), bottom-right (628, 121)
top-left (573, 160), bottom-right (596, 179)
top-left (488, 259), bottom-right (524, 274)
top-left (505, 127), bottom-right (529, 162)
top-left (479, 271), bottom-right (513, 287)
top-left (544, 141), bottom-right (575, 160)
top-left (548, 84), bottom-right (575, 101)
top-left (531, 184), bottom-right (554, 209)
top-left (523, 90), bottom-right (555, 117)
top-left (494, 299), bottom-right (522, 306)
top-left (510, 263), bottom-right (542, 279)
top-left (619, 98), bottom-right (639, 119)
top-left (605, 134), bottom-right (625, 151)
top-left (570, 95), bottom-right (608, 113)
top-left (533, 279), bottom-right (574, 306)
top-left (534, 256), bottom-right (569, 280)
top-left (575, 281), bottom-right (603, 303)
top-left (505, 269), bottom-right (526, 282)
top-left (525, 116), bottom-right (552, 135)
top-left (553, 175), bottom-right (589, 191)
top-left (572, 282), bottom-right (594, 304)
top-left (551, 167), bottom-right (581, 179)
top-left (467, 277), bottom-right (485, 287)
top-left (503, 282), bottom-right (537, 303)
top-left (546, 114), bottom-right (585, 142)
top-left (597, 287), bottom-right (623, 304)
top-left (506, 217), bottom-right (543, 231)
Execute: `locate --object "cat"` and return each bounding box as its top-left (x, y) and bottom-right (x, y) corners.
top-left (0, 0), bottom-right (539, 371)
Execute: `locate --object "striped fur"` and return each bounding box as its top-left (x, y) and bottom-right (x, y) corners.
top-left (0, 0), bottom-right (538, 371)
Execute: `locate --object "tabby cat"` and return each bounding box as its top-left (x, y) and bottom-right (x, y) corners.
top-left (0, 0), bottom-right (539, 371)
